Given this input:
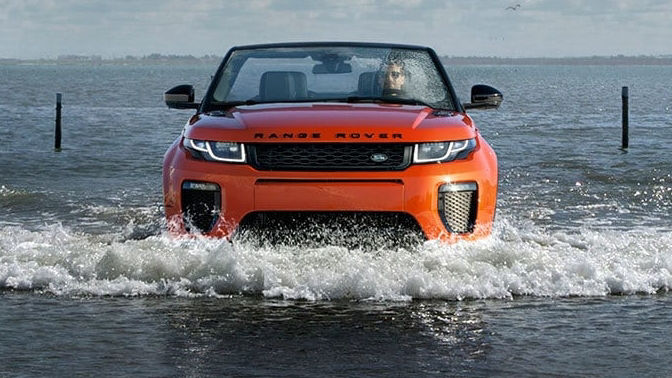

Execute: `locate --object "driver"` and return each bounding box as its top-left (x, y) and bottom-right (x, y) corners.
top-left (379, 59), bottom-right (407, 97)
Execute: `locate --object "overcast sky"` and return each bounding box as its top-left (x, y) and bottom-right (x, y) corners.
top-left (1, 0), bottom-right (671, 59)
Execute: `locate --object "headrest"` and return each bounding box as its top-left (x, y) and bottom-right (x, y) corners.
top-left (259, 71), bottom-right (308, 101)
top-left (357, 71), bottom-right (382, 96)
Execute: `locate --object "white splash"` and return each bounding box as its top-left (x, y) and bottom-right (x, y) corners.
top-left (0, 219), bottom-right (670, 300)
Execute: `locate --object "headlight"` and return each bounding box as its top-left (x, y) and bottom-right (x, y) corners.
top-left (413, 139), bottom-right (476, 163)
top-left (183, 137), bottom-right (246, 163)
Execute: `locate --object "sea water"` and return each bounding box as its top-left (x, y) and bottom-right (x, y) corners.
top-left (1, 63), bottom-right (671, 376)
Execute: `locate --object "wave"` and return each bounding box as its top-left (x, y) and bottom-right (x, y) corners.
top-left (0, 219), bottom-right (670, 300)
top-left (0, 185), bottom-right (34, 199)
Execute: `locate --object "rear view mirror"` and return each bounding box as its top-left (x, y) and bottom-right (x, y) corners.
top-left (312, 62), bottom-right (352, 74)
top-left (165, 84), bottom-right (199, 109)
top-left (463, 84), bottom-right (503, 110)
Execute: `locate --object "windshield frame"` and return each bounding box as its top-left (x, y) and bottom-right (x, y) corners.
top-left (200, 42), bottom-right (463, 113)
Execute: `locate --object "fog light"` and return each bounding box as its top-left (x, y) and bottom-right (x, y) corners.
top-left (182, 181), bottom-right (219, 191)
top-left (439, 182), bottom-right (478, 193)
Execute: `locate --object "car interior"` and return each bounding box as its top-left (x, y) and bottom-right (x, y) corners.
top-left (259, 71), bottom-right (308, 101)
top-left (257, 70), bottom-right (387, 102)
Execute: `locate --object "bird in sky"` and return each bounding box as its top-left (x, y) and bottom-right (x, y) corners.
top-left (505, 4), bottom-right (521, 10)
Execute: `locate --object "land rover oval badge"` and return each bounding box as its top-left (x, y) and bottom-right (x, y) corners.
top-left (370, 153), bottom-right (389, 163)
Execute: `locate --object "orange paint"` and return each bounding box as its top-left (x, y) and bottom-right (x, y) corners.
top-left (163, 104), bottom-right (497, 243)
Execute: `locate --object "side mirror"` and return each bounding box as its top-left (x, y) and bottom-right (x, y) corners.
top-left (164, 85), bottom-right (199, 109)
top-left (463, 84), bottom-right (503, 110)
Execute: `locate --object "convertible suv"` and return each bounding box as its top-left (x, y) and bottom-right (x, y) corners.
top-left (163, 42), bottom-right (502, 242)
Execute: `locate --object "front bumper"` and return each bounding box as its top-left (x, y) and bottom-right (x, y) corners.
top-left (163, 138), bottom-right (497, 242)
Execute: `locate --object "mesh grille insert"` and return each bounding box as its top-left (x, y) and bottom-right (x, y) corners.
top-left (249, 143), bottom-right (412, 171)
top-left (439, 190), bottom-right (477, 234)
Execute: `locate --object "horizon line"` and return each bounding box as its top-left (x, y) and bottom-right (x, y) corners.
top-left (2, 53), bottom-right (672, 64)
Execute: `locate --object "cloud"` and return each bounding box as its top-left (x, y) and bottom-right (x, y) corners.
top-left (1, 0), bottom-right (671, 58)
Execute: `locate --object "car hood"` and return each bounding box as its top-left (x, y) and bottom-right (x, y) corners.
top-left (185, 103), bottom-right (477, 143)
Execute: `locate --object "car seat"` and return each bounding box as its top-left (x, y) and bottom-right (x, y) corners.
top-left (357, 71), bottom-right (382, 97)
top-left (259, 71), bottom-right (308, 102)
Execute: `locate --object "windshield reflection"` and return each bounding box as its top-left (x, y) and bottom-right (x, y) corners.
top-left (205, 45), bottom-right (455, 111)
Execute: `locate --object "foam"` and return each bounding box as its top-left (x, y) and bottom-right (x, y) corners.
top-left (0, 220), bottom-right (670, 300)
top-left (0, 185), bottom-right (32, 199)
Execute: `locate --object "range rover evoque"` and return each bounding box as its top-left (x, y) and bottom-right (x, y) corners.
top-left (163, 42), bottom-right (502, 242)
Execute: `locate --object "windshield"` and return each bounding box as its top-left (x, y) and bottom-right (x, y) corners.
top-left (205, 45), bottom-right (455, 111)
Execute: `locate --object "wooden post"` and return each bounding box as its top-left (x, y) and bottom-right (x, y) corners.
top-left (55, 93), bottom-right (62, 151)
top-left (621, 87), bottom-right (629, 149)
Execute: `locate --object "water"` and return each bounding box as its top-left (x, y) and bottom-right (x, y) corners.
top-left (1, 63), bottom-right (671, 376)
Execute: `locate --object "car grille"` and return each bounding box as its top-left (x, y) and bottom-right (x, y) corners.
top-left (249, 143), bottom-right (412, 171)
top-left (439, 188), bottom-right (478, 234)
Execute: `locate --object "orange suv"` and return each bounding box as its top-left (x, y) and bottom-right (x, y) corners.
top-left (163, 42), bottom-right (502, 242)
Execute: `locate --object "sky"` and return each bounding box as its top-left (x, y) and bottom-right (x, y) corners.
top-left (1, 0), bottom-right (671, 59)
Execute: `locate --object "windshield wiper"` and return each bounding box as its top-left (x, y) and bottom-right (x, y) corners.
top-left (379, 97), bottom-right (435, 108)
top-left (207, 97), bottom-right (447, 111)
top-left (208, 100), bottom-right (262, 109)
top-left (342, 96), bottom-right (439, 109)
top-left (315, 96), bottom-right (401, 104)
top-left (203, 100), bottom-right (266, 114)
top-left (207, 98), bottom-right (331, 110)
top-left (343, 96), bottom-right (384, 103)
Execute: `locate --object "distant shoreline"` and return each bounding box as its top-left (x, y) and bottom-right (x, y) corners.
top-left (440, 55), bottom-right (672, 65)
top-left (2, 54), bottom-right (672, 66)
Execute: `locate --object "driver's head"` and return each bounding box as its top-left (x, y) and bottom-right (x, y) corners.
top-left (381, 61), bottom-right (406, 90)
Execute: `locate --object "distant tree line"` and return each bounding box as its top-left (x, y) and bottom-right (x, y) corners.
top-left (0, 54), bottom-right (223, 65)
top-left (440, 55), bottom-right (672, 65)
top-left (2, 53), bottom-right (672, 66)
